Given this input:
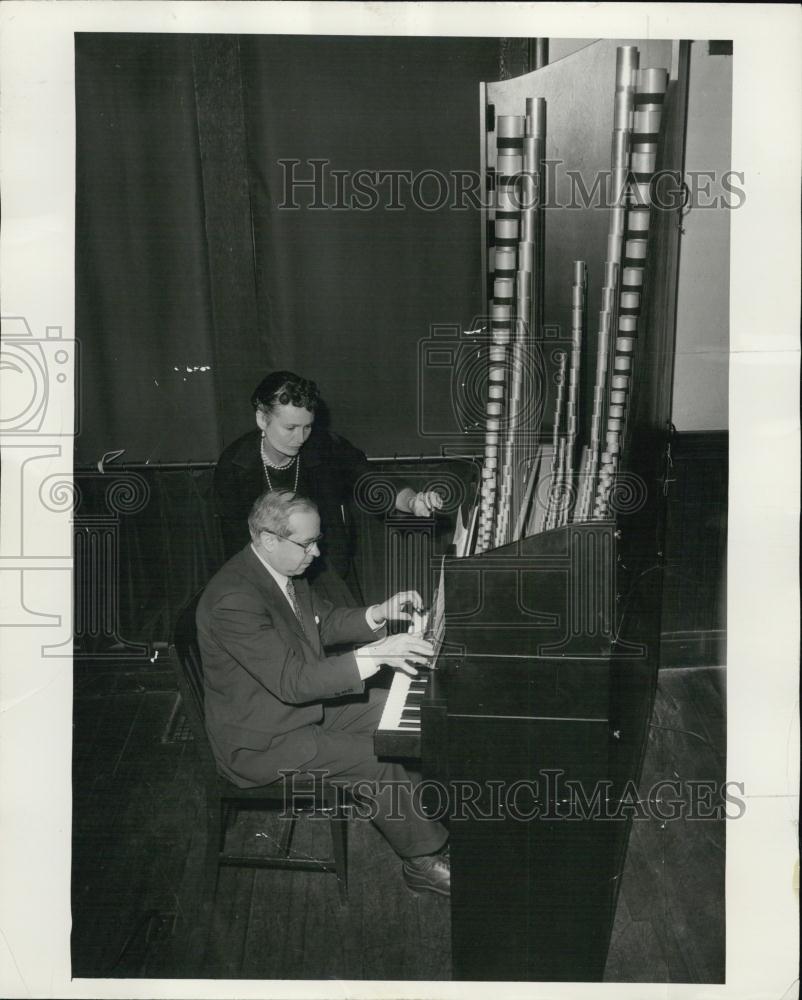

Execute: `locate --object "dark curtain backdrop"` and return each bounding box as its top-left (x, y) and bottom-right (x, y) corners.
top-left (239, 35), bottom-right (498, 455)
top-left (75, 34), bottom-right (222, 465)
top-left (75, 33), bottom-right (500, 464)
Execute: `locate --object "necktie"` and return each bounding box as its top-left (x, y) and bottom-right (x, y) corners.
top-left (285, 578), bottom-right (306, 637)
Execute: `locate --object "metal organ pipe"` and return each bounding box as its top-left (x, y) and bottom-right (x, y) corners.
top-left (467, 47), bottom-right (668, 554)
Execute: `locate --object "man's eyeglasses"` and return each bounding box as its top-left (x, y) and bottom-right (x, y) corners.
top-left (261, 529), bottom-right (323, 554)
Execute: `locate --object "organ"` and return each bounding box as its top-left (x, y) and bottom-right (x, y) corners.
top-left (375, 37), bottom-right (689, 981)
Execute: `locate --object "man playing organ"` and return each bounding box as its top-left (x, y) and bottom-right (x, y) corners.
top-left (197, 489), bottom-right (451, 897)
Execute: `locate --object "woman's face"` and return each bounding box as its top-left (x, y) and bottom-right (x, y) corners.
top-left (257, 403), bottom-right (315, 461)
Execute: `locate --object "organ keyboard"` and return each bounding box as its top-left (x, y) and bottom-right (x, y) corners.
top-left (375, 671), bottom-right (431, 758)
top-left (377, 571), bottom-right (446, 756)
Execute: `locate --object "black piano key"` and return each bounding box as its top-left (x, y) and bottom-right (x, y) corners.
top-left (397, 721), bottom-right (420, 729)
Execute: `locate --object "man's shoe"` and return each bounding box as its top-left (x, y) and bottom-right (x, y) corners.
top-left (402, 849), bottom-right (451, 897)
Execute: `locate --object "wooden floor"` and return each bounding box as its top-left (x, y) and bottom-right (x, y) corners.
top-left (72, 660), bottom-right (725, 982)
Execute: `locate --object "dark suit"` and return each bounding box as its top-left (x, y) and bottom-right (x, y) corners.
top-left (197, 545), bottom-right (447, 858)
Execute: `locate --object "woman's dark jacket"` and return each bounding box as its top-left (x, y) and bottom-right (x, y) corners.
top-left (213, 427), bottom-right (368, 578)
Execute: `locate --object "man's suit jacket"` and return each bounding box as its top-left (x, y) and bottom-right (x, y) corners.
top-left (196, 545), bottom-right (382, 787)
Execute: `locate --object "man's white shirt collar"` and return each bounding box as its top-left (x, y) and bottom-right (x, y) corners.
top-left (251, 543), bottom-right (292, 603)
top-left (250, 542), bottom-right (381, 632)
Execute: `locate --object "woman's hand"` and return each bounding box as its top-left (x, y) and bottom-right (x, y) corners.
top-left (412, 490), bottom-right (443, 517)
top-left (394, 487), bottom-right (444, 518)
top-left (409, 490), bottom-right (444, 517)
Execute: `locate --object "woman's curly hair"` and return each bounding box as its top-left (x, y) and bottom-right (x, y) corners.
top-left (250, 371), bottom-right (321, 414)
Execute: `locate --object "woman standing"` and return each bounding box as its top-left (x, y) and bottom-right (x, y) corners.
top-left (214, 371), bottom-right (442, 603)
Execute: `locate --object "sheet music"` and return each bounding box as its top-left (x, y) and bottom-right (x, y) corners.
top-left (451, 504), bottom-right (467, 555)
top-left (429, 557), bottom-right (446, 661)
top-left (454, 502), bottom-right (480, 558)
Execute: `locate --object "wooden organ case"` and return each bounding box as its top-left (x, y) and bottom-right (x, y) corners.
top-left (376, 39), bottom-right (689, 981)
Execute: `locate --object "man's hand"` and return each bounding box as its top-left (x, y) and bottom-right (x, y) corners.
top-left (354, 632), bottom-right (434, 680)
top-left (370, 590), bottom-right (424, 627)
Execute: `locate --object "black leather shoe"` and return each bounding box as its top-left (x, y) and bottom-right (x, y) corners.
top-left (402, 848), bottom-right (451, 897)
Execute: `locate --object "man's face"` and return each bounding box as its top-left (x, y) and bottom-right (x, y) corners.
top-left (256, 403), bottom-right (314, 460)
top-left (259, 509), bottom-right (322, 577)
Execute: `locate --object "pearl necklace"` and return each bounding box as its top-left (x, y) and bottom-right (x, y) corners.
top-left (261, 449), bottom-right (300, 493)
